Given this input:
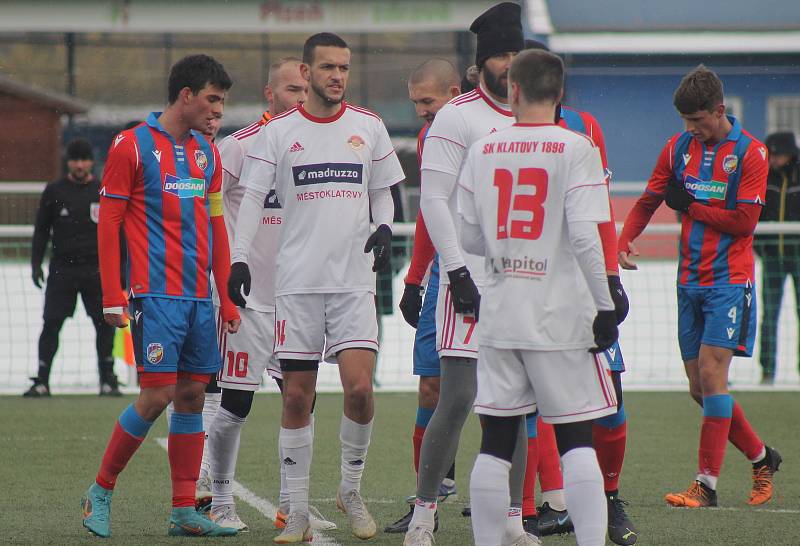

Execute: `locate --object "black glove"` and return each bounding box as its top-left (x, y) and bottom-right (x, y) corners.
top-left (364, 224), bottom-right (393, 272)
top-left (227, 262), bottom-right (251, 308)
top-left (608, 275), bottom-right (629, 324)
top-left (447, 266), bottom-right (480, 319)
top-left (31, 265), bottom-right (44, 289)
top-left (665, 180), bottom-right (694, 212)
top-left (589, 310), bottom-right (619, 354)
top-left (399, 283), bottom-right (424, 328)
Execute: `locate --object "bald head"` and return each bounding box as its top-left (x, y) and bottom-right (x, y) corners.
top-left (408, 58), bottom-right (461, 124)
top-left (266, 57), bottom-right (308, 116)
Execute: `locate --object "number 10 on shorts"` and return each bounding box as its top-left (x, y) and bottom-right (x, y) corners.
top-left (226, 351), bottom-right (249, 378)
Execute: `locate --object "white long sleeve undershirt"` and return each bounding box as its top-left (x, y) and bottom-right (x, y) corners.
top-left (369, 187), bottom-right (394, 228)
top-left (568, 220), bottom-right (614, 312)
top-left (231, 184), bottom-right (267, 265)
top-left (419, 168), bottom-right (465, 272)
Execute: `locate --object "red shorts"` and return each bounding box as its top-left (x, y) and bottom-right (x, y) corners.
top-left (137, 370), bottom-right (212, 388)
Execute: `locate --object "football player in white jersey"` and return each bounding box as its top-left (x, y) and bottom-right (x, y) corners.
top-left (459, 49), bottom-right (619, 546)
top-left (404, 4), bottom-right (534, 546)
top-left (229, 32), bottom-right (405, 543)
top-left (205, 57), bottom-right (337, 532)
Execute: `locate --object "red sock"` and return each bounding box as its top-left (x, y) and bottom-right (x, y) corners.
top-left (699, 416), bottom-right (732, 482)
top-left (168, 431), bottom-right (204, 507)
top-left (96, 422), bottom-right (145, 490)
top-left (537, 418), bottom-right (563, 492)
top-left (593, 421), bottom-right (627, 493)
top-left (413, 425), bottom-right (425, 475)
top-left (522, 437), bottom-right (539, 517)
top-left (728, 401), bottom-right (764, 461)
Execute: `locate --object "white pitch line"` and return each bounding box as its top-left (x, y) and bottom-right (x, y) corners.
top-left (706, 506), bottom-right (800, 514)
top-left (155, 437), bottom-right (340, 545)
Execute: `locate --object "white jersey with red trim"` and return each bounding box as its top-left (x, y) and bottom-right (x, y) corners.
top-left (458, 123), bottom-right (609, 350)
top-left (213, 114), bottom-right (281, 312)
top-left (239, 103), bottom-right (404, 295)
top-left (421, 85), bottom-right (515, 285)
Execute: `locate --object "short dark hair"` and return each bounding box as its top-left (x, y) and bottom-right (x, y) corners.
top-left (65, 138), bottom-right (94, 161)
top-left (302, 32), bottom-right (348, 64)
top-left (508, 49), bottom-right (564, 104)
top-left (673, 65), bottom-right (724, 114)
top-left (167, 54), bottom-right (232, 104)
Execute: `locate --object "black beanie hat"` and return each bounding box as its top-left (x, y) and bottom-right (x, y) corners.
top-left (66, 138), bottom-right (94, 161)
top-left (470, 2), bottom-right (524, 69)
top-left (765, 132), bottom-right (798, 157)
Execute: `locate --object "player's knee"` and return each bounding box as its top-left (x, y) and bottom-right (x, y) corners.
top-left (554, 421), bottom-right (593, 456)
top-left (282, 387), bottom-right (313, 418)
top-left (479, 414), bottom-right (521, 463)
top-left (418, 376), bottom-right (440, 409)
top-left (221, 389), bottom-right (254, 419)
top-left (344, 378), bottom-right (373, 413)
top-left (448, 382), bottom-right (476, 415)
top-left (173, 383), bottom-right (206, 413)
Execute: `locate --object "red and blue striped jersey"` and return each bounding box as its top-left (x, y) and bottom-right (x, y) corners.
top-left (644, 116), bottom-right (767, 286)
top-left (100, 112), bottom-right (223, 300)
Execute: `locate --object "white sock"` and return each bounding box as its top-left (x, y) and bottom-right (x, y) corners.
top-left (209, 407), bottom-right (246, 508)
top-left (278, 441), bottom-right (290, 514)
top-left (749, 445), bottom-right (767, 464)
top-left (697, 473), bottom-right (718, 490)
top-left (199, 392), bottom-right (222, 480)
top-left (470, 454), bottom-right (511, 546)
top-left (280, 425), bottom-right (313, 515)
top-left (562, 447), bottom-right (607, 546)
top-left (408, 499), bottom-right (437, 532)
top-left (542, 488), bottom-right (567, 511)
top-left (339, 415), bottom-right (372, 494)
top-left (502, 506), bottom-right (524, 544)
top-left (166, 402), bottom-right (174, 431)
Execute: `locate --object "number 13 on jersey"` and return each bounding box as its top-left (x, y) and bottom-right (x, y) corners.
top-left (493, 167), bottom-right (549, 240)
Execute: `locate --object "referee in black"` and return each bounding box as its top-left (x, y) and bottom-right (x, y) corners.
top-left (25, 138), bottom-right (120, 397)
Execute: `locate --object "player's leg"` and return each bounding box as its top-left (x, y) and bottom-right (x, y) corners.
top-left (196, 375), bottom-right (221, 510)
top-left (532, 416), bottom-right (571, 537)
top-left (529, 349), bottom-right (617, 546)
top-left (521, 413), bottom-right (539, 531)
top-left (505, 414), bottom-right (530, 544)
top-left (29, 264), bottom-right (76, 396)
top-left (594, 367), bottom-right (637, 545)
top-left (758, 258), bottom-right (784, 384)
top-left (78, 267), bottom-right (118, 395)
top-left (470, 415), bottom-right (521, 546)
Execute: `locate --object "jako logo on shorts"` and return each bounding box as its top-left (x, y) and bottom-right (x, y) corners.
top-left (683, 175), bottom-right (727, 201)
top-left (147, 343), bottom-right (164, 364)
top-left (292, 163), bottom-right (363, 186)
top-left (163, 173), bottom-right (205, 198)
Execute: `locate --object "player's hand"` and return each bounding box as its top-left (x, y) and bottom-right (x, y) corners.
top-left (608, 275), bottom-right (629, 324)
top-left (228, 262), bottom-right (251, 308)
top-left (399, 283), bottom-right (424, 328)
top-left (618, 240), bottom-right (639, 270)
top-left (224, 318), bottom-right (241, 334)
top-left (104, 312), bottom-right (128, 328)
top-left (447, 266), bottom-right (480, 320)
top-left (31, 265), bottom-right (44, 289)
top-left (589, 310), bottom-right (618, 354)
top-left (665, 180), bottom-right (694, 212)
top-left (364, 224), bottom-right (393, 272)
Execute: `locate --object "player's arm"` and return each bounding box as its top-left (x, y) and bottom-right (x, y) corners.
top-left (618, 139), bottom-right (675, 270)
top-left (566, 142), bottom-right (617, 352)
top-left (457, 151), bottom-right (486, 257)
top-left (405, 212), bottom-right (436, 285)
top-left (685, 146), bottom-right (767, 237)
top-left (229, 126), bottom-right (276, 307)
top-left (30, 184), bottom-right (53, 288)
top-left (98, 134), bottom-right (136, 327)
top-left (209, 146), bottom-right (240, 333)
top-left (365, 186), bottom-right (395, 272)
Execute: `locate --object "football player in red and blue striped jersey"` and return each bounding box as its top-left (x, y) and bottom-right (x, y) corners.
top-left (619, 65), bottom-right (781, 509)
top-left (81, 54), bottom-right (241, 538)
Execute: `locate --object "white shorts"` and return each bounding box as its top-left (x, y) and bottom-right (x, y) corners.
top-left (435, 285), bottom-right (480, 358)
top-left (474, 346), bottom-right (618, 424)
top-left (216, 306), bottom-right (280, 390)
top-left (275, 292), bottom-right (378, 363)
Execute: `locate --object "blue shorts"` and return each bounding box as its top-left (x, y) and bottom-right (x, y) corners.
top-left (129, 296), bottom-right (222, 375)
top-left (413, 259), bottom-right (441, 377)
top-left (600, 341), bottom-right (625, 372)
top-left (677, 284), bottom-right (757, 360)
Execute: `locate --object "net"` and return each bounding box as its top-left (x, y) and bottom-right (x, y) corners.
top-left (2, 222), bottom-right (799, 393)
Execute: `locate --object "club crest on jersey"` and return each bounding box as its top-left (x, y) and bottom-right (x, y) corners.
top-left (292, 163), bottom-right (363, 186)
top-left (722, 154), bottom-right (738, 174)
top-left (348, 135), bottom-right (365, 150)
top-left (683, 174), bottom-right (727, 201)
top-left (163, 173), bottom-right (205, 199)
top-left (194, 150), bottom-right (208, 170)
top-left (89, 202), bottom-right (100, 224)
top-left (147, 343), bottom-right (164, 364)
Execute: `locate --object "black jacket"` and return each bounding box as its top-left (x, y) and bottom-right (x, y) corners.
top-left (755, 158), bottom-right (800, 257)
top-left (31, 176), bottom-right (101, 267)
